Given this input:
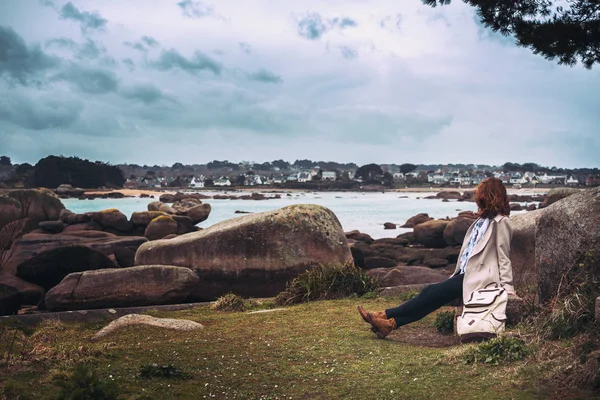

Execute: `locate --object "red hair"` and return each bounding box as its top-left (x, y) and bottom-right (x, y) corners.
top-left (474, 177), bottom-right (510, 219)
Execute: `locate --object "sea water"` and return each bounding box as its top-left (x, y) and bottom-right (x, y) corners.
top-left (62, 191), bottom-right (531, 239)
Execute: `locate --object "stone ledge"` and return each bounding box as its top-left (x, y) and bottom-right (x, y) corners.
top-left (0, 302), bottom-right (212, 327)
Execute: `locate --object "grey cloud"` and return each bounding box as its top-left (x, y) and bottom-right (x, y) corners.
top-left (46, 37), bottom-right (77, 49)
top-left (0, 92), bottom-right (82, 130)
top-left (177, 0), bottom-right (215, 19)
top-left (0, 26), bottom-right (59, 85)
top-left (141, 36), bottom-right (159, 48)
top-left (122, 58), bottom-right (135, 71)
top-left (124, 41), bottom-right (147, 52)
top-left (339, 46), bottom-right (358, 60)
top-left (239, 42), bottom-right (251, 54)
top-left (247, 69), bottom-right (282, 84)
top-left (121, 83), bottom-right (168, 104)
top-left (150, 48), bottom-right (222, 75)
top-left (60, 2), bottom-right (108, 33)
top-left (380, 14), bottom-right (402, 30)
top-left (297, 13), bottom-right (358, 41)
top-left (53, 64), bottom-right (119, 94)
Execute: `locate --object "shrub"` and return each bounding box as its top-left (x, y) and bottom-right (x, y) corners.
top-left (53, 364), bottom-right (120, 400)
top-left (552, 334), bottom-right (600, 393)
top-left (535, 250), bottom-right (599, 340)
top-left (463, 336), bottom-right (531, 365)
top-left (275, 261), bottom-right (378, 306)
top-left (212, 293), bottom-right (247, 312)
top-left (138, 363), bottom-right (191, 380)
top-left (434, 310), bottom-right (455, 335)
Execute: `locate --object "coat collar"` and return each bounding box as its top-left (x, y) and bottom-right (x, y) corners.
top-left (468, 215), bottom-right (506, 258)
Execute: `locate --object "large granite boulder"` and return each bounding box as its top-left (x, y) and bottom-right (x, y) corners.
top-left (510, 210), bottom-right (543, 292)
top-left (536, 187), bottom-right (600, 302)
top-left (185, 204), bottom-right (211, 224)
top-left (91, 209), bottom-right (132, 232)
top-left (148, 201), bottom-right (176, 215)
top-left (540, 187), bottom-right (581, 208)
top-left (130, 211), bottom-right (167, 227)
top-left (16, 245), bottom-right (117, 290)
top-left (413, 220), bottom-right (450, 248)
top-left (0, 218), bottom-right (30, 251)
top-left (135, 204), bottom-right (352, 300)
top-left (45, 265), bottom-right (199, 311)
top-left (144, 216), bottom-right (178, 241)
top-left (0, 189), bottom-right (64, 230)
top-left (436, 191), bottom-right (462, 200)
top-left (345, 230), bottom-right (374, 244)
top-left (363, 256), bottom-right (396, 269)
top-left (59, 209), bottom-right (92, 224)
top-left (55, 184), bottom-right (85, 198)
top-left (400, 213), bottom-right (433, 228)
top-left (3, 233), bottom-right (147, 275)
top-left (443, 216), bottom-right (475, 246)
top-left (171, 198), bottom-right (203, 213)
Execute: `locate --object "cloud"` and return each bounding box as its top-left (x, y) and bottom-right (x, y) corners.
top-left (150, 48), bottom-right (222, 75)
top-left (247, 69), bottom-right (283, 84)
top-left (0, 91), bottom-right (82, 130)
top-left (141, 36), bottom-right (159, 48)
top-left (122, 58), bottom-right (135, 71)
top-left (239, 42), bottom-right (251, 54)
top-left (53, 64), bottom-right (119, 94)
top-left (121, 83), bottom-right (169, 104)
top-left (380, 14), bottom-right (402, 30)
top-left (297, 13), bottom-right (358, 40)
top-left (0, 26), bottom-right (59, 85)
top-left (45, 37), bottom-right (78, 49)
top-left (59, 2), bottom-right (108, 33)
top-left (339, 46), bottom-right (358, 60)
top-left (124, 41), bottom-right (147, 52)
top-left (177, 0), bottom-right (215, 19)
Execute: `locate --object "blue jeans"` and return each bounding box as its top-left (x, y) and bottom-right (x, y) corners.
top-left (385, 274), bottom-right (464, 327)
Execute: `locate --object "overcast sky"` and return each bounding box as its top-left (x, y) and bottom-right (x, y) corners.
top-left (1, 0), bottom-right (599, 168)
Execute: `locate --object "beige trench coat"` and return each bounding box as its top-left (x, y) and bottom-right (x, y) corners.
top-left (452, 214), bottom-right (514, 304)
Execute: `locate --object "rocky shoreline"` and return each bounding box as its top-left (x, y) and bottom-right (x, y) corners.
top-left (0, 185), bottom-right (589, 318)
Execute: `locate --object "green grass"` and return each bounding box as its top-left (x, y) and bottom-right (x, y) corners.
top-left (0, 298), bottom-right (567, 400)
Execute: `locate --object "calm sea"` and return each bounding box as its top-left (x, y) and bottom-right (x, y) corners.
top-left (62, 191), bottom-right (531, 239)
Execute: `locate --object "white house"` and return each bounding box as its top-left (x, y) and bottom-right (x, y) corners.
top-left (286, 174), bottom-right (298, 182)
top-left (566, 175), bottom-right (579, 186)
top-left (322, 171), bottom-right (337, 181)
top-left (298, 171), bottom-right (311, 182)
top-left (214, 177), bottom-right (231, 187)
top-left (189, 176), bottom-right (205, 188)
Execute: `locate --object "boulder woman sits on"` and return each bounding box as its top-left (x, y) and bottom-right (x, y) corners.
top-left (358, 177), bottom-right (515, 339)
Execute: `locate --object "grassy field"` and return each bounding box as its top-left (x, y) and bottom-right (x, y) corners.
top-left (0, 297), bottom-right (587, 400)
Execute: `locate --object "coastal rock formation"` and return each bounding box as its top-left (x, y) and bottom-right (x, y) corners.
top-left (148, 201), bottom-right (176, 214)
top-left (55, 184), bottom-right (85, 198)
top-left (16, 245), bottom-right (117, 290)
top-left (171, 198), bottom-right (203, 213)
top-left (509, 210), bottom-right (543, 292)
top-left (91, 209), bottom-right (132, 232)
top-left (364, 256), bottom-right (396, 269)
top-left (368, 266), bottom-right (448, 287)
top-left (536, 186), bottom-right (600, 302)
top-left (131, 211), bottom-right (167, 226)
top-left (413, 220), bottom-right (450, 248)
top-left (436, 191), bottom-right (462, 200)
top-left (134, 204), bottom-right (352, 300)
top-left (159, 192), bottom-right (211, 203)
top-left (39, 220), bottom-right (65, 233)
top-left (400, 213), bottom-right (433, 228)
top-left (0, 189), bottom-right (64, 230)
top-left (510, 203), bottom-right (523, 211)
top-left (184, 204), bottom-right (211, 224)
top-left (345, 230), bottom-right (374, 244)
top-left (3, 233), bottom-right (147, 276)
top-left (383, 222), bottom-right (396, 229)
top-left (443, 216), bottom-right (476, 246)
top-left (0, 273), bottom-right (44, 305)
top-left (93, 314), bottom-right (204, 340)
top-left (540, 187), bottom-right (580, 208)
top-left (59, 209), bottom-right (92, 225)
top-left (144, 216), bottom-right (178, 241)
top-left (45, 265), bottom-right (199, 311)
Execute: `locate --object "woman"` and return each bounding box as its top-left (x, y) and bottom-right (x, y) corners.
top-left (358, 177), bottom-right (515, 339)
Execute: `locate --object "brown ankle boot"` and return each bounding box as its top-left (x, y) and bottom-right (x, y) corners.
top-left (357, 305), bottom-right (386, 324)
top-left (367, 314), bottom-right (397, 339)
